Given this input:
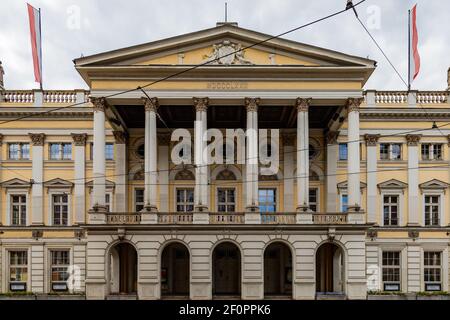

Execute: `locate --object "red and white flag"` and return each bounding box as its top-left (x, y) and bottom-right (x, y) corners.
top-left (27, 3), bottom-right (42, 87)
top-left (409, 4), bottom-right (420, 86)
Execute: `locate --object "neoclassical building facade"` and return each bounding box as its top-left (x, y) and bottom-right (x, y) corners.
top-left (0, 22), bottom-right (449, 299)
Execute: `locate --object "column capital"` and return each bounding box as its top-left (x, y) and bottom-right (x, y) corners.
top-left (282, 132), bottom-right (296, 146)
top-left (71, 133), bottom-right (88, 146)
top-left (364, 134), bottom-right (380, 146)
top-left (90, 97), bottom-right (107, 112)
top-left (244, 97), bottom-right (260, 112)
top-left (113, 131), bottom-right (128, 144)
top-left (326, 131), bottom-right (340, 145)
top-left (193, 97), bottom-right (209, 112)
top-left (295, 97), bottom-right (312, 112)
top-left (346, 97), bottom-right (364, 112)
top-left (29, 133), bottom-right (45, 146)
top-left (142, 97), bottom-right (159, 112)
top-left (406, 134), bottom-right (422, 146)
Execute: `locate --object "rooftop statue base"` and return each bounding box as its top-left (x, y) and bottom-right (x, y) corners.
top-left (296, 206), bottom-right (313, 224)
top-left (88, 205), bottom-right (107, 224)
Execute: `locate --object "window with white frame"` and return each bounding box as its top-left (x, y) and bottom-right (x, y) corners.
top-left (134, 188), bottom-right (144, 212)
top-left (9, 251), bottom-right (28, 292)
top-left (11, 194), bottom-right (27, 226)
top-left (382, 251), bottom-right (401, 291)
top-left (258, 188), bottom-right (276, 212)
top-left (421, 144), bottom-right (443, 160)
top-left (217, 188), bottom-right (235, 212)
top-left (49, 143), bottom-right (72, 160)
top-left (380, 143), bottom-right (402, 160)
top-left (52, 194), bottom-right (68, 225)
top-left (309, 188), bottom-right (318, 212)
top-left (383, 195), bottom-right (399, 226)
top-left (424, 251), bottom-right (442, 291)
top-left (340, 194), bottom-right (348, 212)
top-left (8, 143), bottom-right (30, 160)
top-left (176, 188), bottom-right (194, 212)
top-left (424, 195), bottom-right (440, 226)
top-left (90, 142), bottom-right (114, 160)
top-left (50, 250), bottom-right (70, 292)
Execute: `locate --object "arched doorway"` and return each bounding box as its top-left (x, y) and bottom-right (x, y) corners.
top-left (316, 243), bottom-right (345, 294)
top-left (212, 242), bottom-right (241, 296)
top-left (109, 242), bottom-right (137, 295)
top-left (264, 242), bottom-right (292, 297)
top-left (161, 243), bottom-right (190, 297)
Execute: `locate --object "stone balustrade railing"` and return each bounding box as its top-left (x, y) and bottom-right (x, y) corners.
top-left (261, 213), bottom-right (296, 224)
top-left (416, 91), bottom-right (448, 104)
top-left (106, 213), bottom-right (141, 224)
top-left (312, 213), bottom-right (348, 224)
top-left (158, 213), bottom-right (193, 224)
top-left (209, 212), bottom-right (245, 224)
top-left (0, 90), bottom-right (89, 105)
top-left (365, 90), bottom-right (448, 106)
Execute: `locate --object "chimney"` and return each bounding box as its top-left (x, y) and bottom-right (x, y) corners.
top-left (0, 61), bottom-right (4, 91)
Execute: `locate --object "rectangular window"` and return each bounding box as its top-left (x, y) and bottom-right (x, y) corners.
top-left (309, 188), bottom-right (318, 212)
top-left (9, 251), bottom-right (28, 292)
top-left (380, 143), bottom-right (402, 160)
top-left (50, 250), bottom-right (70, 292)
top-left (421, 144), bottom-right (443, 161)
top-left (105, 193), bottom-right (111, 212)
top-left (382, 251), bottom-right (401, 291)
top-left (217, 188), bottom-right (236, 212)
top-left (383, 195), bottom-right (399, 226)
top-left (176, 189), bottom-right (194, 212)
top-left (11, 195), bottom-right (27, 226)
top-left (258, 188), bottom-right (276, 213)
top-left (50, 143), bottom-right (72, 160)
top-left (424, 195), bottom-right (440, 226)
top-left (135, 189), bottom-right (144, 212)
top-left (424, 252), bottom-right (442, 291)
top-left (52, 194), bottom-right (68, 225)
top-left (8, 143), bottom-right (30, 160)
top-left (90, 143), bottom-right (114, 160)
top-left (341, 194), bottom-right (348, 212)
top-left (339, 143), bottom-right (348, 160)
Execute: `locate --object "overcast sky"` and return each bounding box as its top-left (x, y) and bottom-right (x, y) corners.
top-left (0, 0), bottom-right (449, 90)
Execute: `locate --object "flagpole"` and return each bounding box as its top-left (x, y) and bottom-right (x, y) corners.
top-left (38, 7), bottom-right (43, 90)
top-left (407, 9), bottom-right (411, 91)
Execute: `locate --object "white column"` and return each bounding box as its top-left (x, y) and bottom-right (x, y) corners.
top-left (245, 97), bottom-right (260, 213)
top-left (296, 98), bottom-right (311, 212)
top-left (365, 134), bottom-right (380, 224)
top-left (347, 98), bottom-right (363, 211)
top-left (326, 131), bottom-right (339, 212)
top-left (113, 131), bottom-right (127, 212)
top-left (158, 134), bottom-right (170, 212)
top-left (90, 98), bottom-right (107, 223)
top-left (0, 134), bottom-right (3, 225)
top-left (406, 134), bottom-right (421, 225)
top-left (143, 97), bottom-right (159, 212)
top-left (29, 133), bottom-right (45, 225)
top-left (193, 97), bottom-right (209, 222)
top-left (283, 133), bottom-right (295, 212)
top-left (71, 133), bottom-right (87, 224)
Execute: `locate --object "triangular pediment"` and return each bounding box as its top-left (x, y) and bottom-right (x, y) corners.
top-left (86, 180), bottom-right (115, 188)
top-left (74, 23), bottom-right (375, 85)
top-left (1, 178), bottom-right (31, 188)
top-left (377, 179), bottom-right (408, 190)
top-left (419, 179), bottom-right (449, 190)
top-left (44, 178), bottom-right (74, 188)
top-left (337, 180), bottom-right (367, 190)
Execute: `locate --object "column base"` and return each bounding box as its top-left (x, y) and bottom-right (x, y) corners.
top-left (245, 205), bottom-right (259, 213)
top-left (143, 204), bottom-right (158, 212)
top-left (296, 205), bottom-right (310, 213)
top-left (85, 279), bottom-right (106, 300)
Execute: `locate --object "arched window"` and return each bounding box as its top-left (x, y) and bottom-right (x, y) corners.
top-left (216, 169), bottom-right (237, 180)
top-left (174, 169), bottom-right (195, 181)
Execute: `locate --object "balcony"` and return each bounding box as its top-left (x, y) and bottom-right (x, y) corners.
top-left (0, 89), bottom-right (90, 105)
top-left (104, 212), bottom-right (353, 225)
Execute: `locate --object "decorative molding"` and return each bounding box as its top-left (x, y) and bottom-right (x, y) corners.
top-left (377, 179), bottom-right (408, 191)
top-left (113, 131), bottom-right (128, 144)
top-left (282, 132), bottom-right (296, 146)
top-left (419, 179), bottom-right (450, 192)
top-left (28, 133), bottom-right (45, 146)
top-left (337, 180), bottom-right (367, 193)
top-left (193, 97), bottom-right (209, 112)
top-left (157, 133), bottom-right (171, 146)
top-left (43, 178), bottom-right (74, 189)
top-left (346, 97), bottom-right (364, 112)
top-left (1, 178), bottom-right (32, 189)
top-left (326, 131), bottom-right (339, 144)
top-left (32, 230), bottom-right (43, 239)
top-left (364, 134), bottom-right (380, 146)
top-left (202, 40), bottom-right (253, 65)
top-left (406, 134), bottom-right (422, 146)
top-left (408, 230), bottom-right (419, 239)
top-left (244, 97), bottom-right (260, 112)
top-left (71, 133), bottom-right (88, 146)
top-left (74, 230), bottom-right (86, 239)
top-left (295, 97), bottom-right (312, 112)
top-left (86, 179), bottom-right (115, 190)
top-left (142, 96), bottom-right (159, 112)
top-left (90, 97), bottom-right (107, 112)
top-left (367, 230), bottom-right (378, 240)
